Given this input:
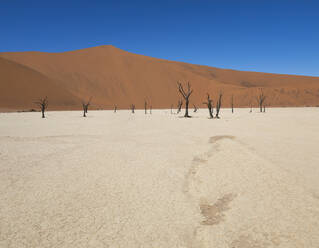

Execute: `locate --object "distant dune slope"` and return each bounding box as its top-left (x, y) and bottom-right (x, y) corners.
top-left (0, 57), bottom-right (81, 111)
top-left (1, 45), bottom-right (319, 111)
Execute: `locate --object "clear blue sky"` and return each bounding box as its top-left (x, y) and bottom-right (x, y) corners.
top-left (1, 0), bottom-right (318, 76)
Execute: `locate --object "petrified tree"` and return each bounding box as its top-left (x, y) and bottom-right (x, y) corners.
top-left (256, 88), bottom-right (266, 113)
top-left (215, 92), bottom-right (223, 119)
top-left (177, 99), bottom-right (183, 114)
top-left (193, 104), bottom-right (198, 112)
top-left (177, 81), bottom-right (193, 118)
top-left (82, 97), bottom-right (92, 117)
top-left (231, 95), bottom-right (234, 113)
top-left (130, 104), bottom-right (135, 113)
top-left (34, 97), bottom-right (48, 118)
top-left (203, 93), bottom-right (214, 118)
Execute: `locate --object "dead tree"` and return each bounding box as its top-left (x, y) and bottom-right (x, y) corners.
top-left (177, 81), bottom-right (193, 118)
top-left (144, 100), bottom-right (147, 114)
top-left (171, 104), bottom-right (173, 114)
top-left (231, 95), bottom-right (234, 113)
top-left (256, 88), bottom-right (266, 113)
top-left (193, 104), bottom-right (198, 112)
top-left (114, 104), bottom-right (117, 113)
top-left (215, 92), bottom-right (223, 119)
top-left (203, 93), bottom-right (214, 118)
top-left (263, 104), bottom-right (266, 113)
top-left (34, 97), bottom-right (48, 118)
top-left (130, 104), bottom-right (135, 113)
top-left (177, 99), bottom-right (183, 114)
top-left (150, 105), bottom-right (152, 114)
top-left (82, 97), bottom-right (92, 117)
top-left (249, 101), bottom-right (253, 113)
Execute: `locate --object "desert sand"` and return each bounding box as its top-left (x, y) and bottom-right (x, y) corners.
top-left (1, 45), bottom-right (319, 111)
top-left (0, 108), bottom-right (319, 247)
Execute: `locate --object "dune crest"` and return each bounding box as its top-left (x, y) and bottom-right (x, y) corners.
top-left (1, 45), bottom-right (319, 111)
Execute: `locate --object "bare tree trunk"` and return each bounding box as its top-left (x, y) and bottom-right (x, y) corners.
top-left (34, 97), bottom-right (48, 119)
top-left (131, 104), bottom-right (135, 113)
top-left (114, 105), bottom-right (117, 113)
top-left (231, 95), bottom-right (234, 113)
top-left (177, 100), bottom-right (183, 114)
top-left (150, 105), bottom-right (152, 114)
top-left (171, 104), bottom-right (173, 114)
top-left (184, 99), bottom-right (189, 117)
top-left (256, 88), bottom-right (266, 113)
top-left (177, 81), bottom-right (193, 118)
top-left (144, 100), bottom-right (147, 114)
top-left (215, 92), bottom-right (223, 119)
top-left (203, 93), bottom-right (213, 118)
top-left (193, 104), bottom-right (198, 112)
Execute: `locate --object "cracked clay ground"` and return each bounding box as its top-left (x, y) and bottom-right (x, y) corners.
top-left (0, 108), bottom-right (319, 247)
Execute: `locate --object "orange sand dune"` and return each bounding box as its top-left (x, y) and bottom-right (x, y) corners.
top-left (1, 45), bottom-right (319, 111)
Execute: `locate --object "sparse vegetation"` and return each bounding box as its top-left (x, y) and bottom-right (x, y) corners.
top-left (203, 93), bottom-right (214, 118)
top-left (256, 88), bottom-right (266, 113)
top-left (82, 97), bottom-right (92, 117)
top-left (177, 81), bottom-right (193, 118)
top-left (215, 92), bottom-right (223, 119)
top-left (34, 97), bottom-right (48, 118)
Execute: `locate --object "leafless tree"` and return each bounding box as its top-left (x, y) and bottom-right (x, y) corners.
top-left (130, 104), bottom-right (135, 113)
top-left (144, 99), bottom-right (147, 114)
top-left (193, 104), bottom-right (198, 112)
top-left (231, 95), bottom-right (234, 113)
top-left (150, 105), bottom-right (152, 114)
top-left (171, 104), bottom-right (173, 114)
top-left (250, 101), bottom-right (253, 113)
top-left (34, 97), bottom-right (48, 118)
top-left (177, 99), bottom-right (183, 114)
top-left (82, 97), bottom-right (92, 117)
top-left (203, 93), bottom-right (214, 118)
top-left (114, 104), bottom-right (117, 113)
top-left (177, 81), bottom-right (193, 118)
top-left (215, 92), bottom-right (223, 119)
top-left (256, 88), bottom-right (266, 113)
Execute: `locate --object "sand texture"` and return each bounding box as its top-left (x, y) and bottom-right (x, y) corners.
top-left (1, 45), bottom-right (319, 111)
top-left (0, 108), bottom-right (319, 247)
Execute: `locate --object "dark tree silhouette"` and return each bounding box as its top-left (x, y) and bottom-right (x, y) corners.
top-left (114, 104), bottom-right (117, 113)
top-left (177, 99), bottom-right (183, 114)
top-left (177, 81), bottom-right (193, 118)
top-left (130, 104), bottom-right (135, 113)
top-left (256, 88), bottom-right (266, 113)
top-left (150, 105), bottom-right (152, 114)
top-left (82, 97), bottom-right (92, 117)
top-left (171, 104), bottom-right (173, 114)
top-left (34, 97), bottom-right (48, 118)
top-left (203, 93), bottom-right (214, 118)
top-left (231, 95), bottom-right (234, 113)
top-left (193, 104), bottom-right (198, 112)
top-left (250, 101), bottom-right (253, 113)
top-left (215, 92), bottom-right (223, 119)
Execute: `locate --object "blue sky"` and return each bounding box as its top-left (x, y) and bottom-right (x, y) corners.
top-left (1, 0), bottom-right (318, 76)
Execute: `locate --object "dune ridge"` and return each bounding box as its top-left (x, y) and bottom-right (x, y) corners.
top-left (1, 45), bottom-right (319, 111)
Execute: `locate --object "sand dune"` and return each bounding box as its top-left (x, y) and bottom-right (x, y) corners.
top-left (1, 45), bottom-right (319, 111)
top-left (0, 108), bottom-right (318, 247)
